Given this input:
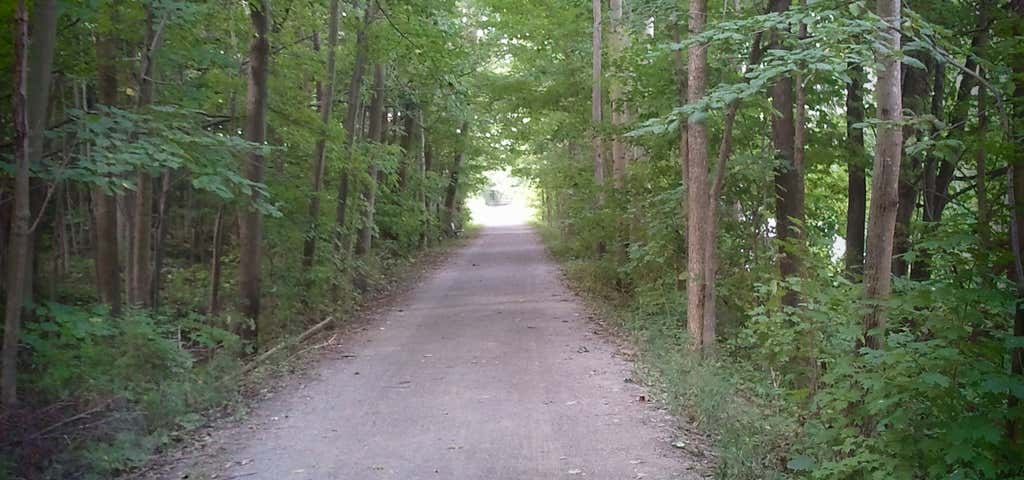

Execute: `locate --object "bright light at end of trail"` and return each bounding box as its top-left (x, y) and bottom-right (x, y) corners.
top-left (468, 171), bottom-right (536, 227)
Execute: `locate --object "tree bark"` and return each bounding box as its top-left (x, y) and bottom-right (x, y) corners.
top-left (2, 0), bottom-right (31, 410)
top-left (767, 0), bottom-right (804, 308)
top-left (862, 0), bottom-right (902, 352)
top-left (303, 0), bottom-right (341, 268)
top-left (238, 0), bottom-right (270, 340)
top-left (845, 65), bottom-right (867, 276)
top-left (130, 3), bottom-right (162, 307)
top-left (685, 0), bottom-right (708, 351)
top-left (591, 0), bottom-right (606, 256)
top-left (151, 169), bottom-right (171, 308)
top-left (94, 18), bottom-right (123, 316)
top-left (444, 121), bottom-right (469, 236)
top-left (891, 59), bottom-right (932, 278)
top-left (355, 64), bottom-right (386, 257)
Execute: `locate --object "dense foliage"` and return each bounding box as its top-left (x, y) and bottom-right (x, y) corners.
top-left (481, 0), bottom-right (1024, 478)
top-left (3, 0), bottom-right (1024, 478)
top-left (1, 0), bottom-right (496, 476)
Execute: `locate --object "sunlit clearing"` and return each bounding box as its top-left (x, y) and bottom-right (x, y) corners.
top-left (467, 170), bottom-right (535, 226)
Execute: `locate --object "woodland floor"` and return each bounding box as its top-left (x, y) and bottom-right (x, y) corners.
top-left (144, 225), bottom-right (707, 480)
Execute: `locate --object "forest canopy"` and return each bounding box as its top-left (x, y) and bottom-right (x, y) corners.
top-left (2, 0), bottom-right (1024, 478)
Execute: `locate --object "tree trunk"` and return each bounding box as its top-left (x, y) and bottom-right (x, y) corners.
top-left (862, 0), bottom-right (902, 352)
top-left (609, 0), bottom-right (628, 189)
top-left (685, 0), bottom-right (708, 351)
top-left (151, 169), bottom-right (171, 309)
top-left (767, 0), bottom-right (804, 308)
top-left (892, 58), bottom-right (931, 278)
top-left (923, 2), bottom-right (990, 228)
top-left (335, 1), bottom-right (375, 250)
top-left (94, 19), bottom-right (123, 316)
top-left (303, 0), bottom-right (340, 268)
top-left (208, 206), bottom-right (225, 315)
top-left (2, 0), bottom-right (31, 410)
top-left (238, 0), bottom-right (270, 340)
top-left (355, 64), bottom-right (386, 257)
top-left (130, 3), bottom-right (162, 307)
top-left (845, 65), bottom-right (867, 276)
top-left (591, 0), bottom-right (606, 256)
top-left (444, 121), bottom-right (469, 236)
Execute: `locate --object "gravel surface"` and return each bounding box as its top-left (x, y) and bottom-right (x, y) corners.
top-left (158, 225), bottom-right (704, 480)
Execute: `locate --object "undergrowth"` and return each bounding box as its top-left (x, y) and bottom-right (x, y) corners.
top-left (0, 230), bottom-right (472, 480)
top-left (539, 223), bottom-right (795, 480)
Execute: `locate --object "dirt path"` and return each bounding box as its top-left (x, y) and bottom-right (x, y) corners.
top-left (160, 226), bottom-right (703, 479)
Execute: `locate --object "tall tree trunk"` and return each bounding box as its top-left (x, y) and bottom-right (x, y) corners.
top-left (862, 0), bottom-right (902, 352)
top-left (130, 3), bottom-right (162, 307)
top-left (355, 64), bottom-right (386, 257)
top-left (94, 18), bottom-right (123, 316)
top-left (976, 73), bottom-right (989, 256)
top-left (609, 0), bottom-right (628, 189)
top-left (685, 0), bottom-right (708, 351)
top-left (4, 0), bottom-right (58, 408)
top-left (767, 0), bottom-right (804, 308)
top-left (418, 122), bottom-right (430, 248)
top-left (303, 0), bottom-right (340, 268)
top-left (444, 121), bottom-right (469, 236)
top-left (845, 65), bottom-right (867, 276)
top-left (238, 0), bottom-right (270, 340)
top-left (591, 0), bottom-right (606, 256)
top-left (891, 59), bottom-right (932, 278)
top-left (2, 0), bottom-right (31, 410)
top-left (335, 1), bottom-right (375, 251)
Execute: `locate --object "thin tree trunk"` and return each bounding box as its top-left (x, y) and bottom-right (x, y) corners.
top-left (355, 64), bottom-right (386, 257)
top-left (685, 0), bottom-right (708, 351)
top-left (976, 72), bottom-right (989, 255)
top-left (130, 3), bottom-right (162, 307)
top-left (303, 0), bottom-right (340, 268)
top-left (845, 65), bottom-right (867, 276)
top-left (208, 206), bottom-right (225, 315)
top-left (418, 122), bottom-right (430, 248)
top-left (94, 19), bottom-right (122, 316)
top-left (862, 0), bottom-right (902, 352)
top-left (335, 1), bottom-right (375, 251)
top-left (238, 0), bottom-right (270, 340)
top-left (609, 0), bottom-right (628, 189)
top-left (592, 0), bottom-right (606, 256)
top-left (923, 2), bottom-right (990, 226)
top-left (151, 169), bottom-right (171, 309)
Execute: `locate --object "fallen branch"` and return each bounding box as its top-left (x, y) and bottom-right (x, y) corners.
top-left (233, 317), bottom-right (334, 378)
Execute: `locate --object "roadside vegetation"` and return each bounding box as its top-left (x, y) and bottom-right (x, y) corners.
top-left (4, 0), bottom-right (1024, 478)
top-left (1, 1), bottom-right (488, 477)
